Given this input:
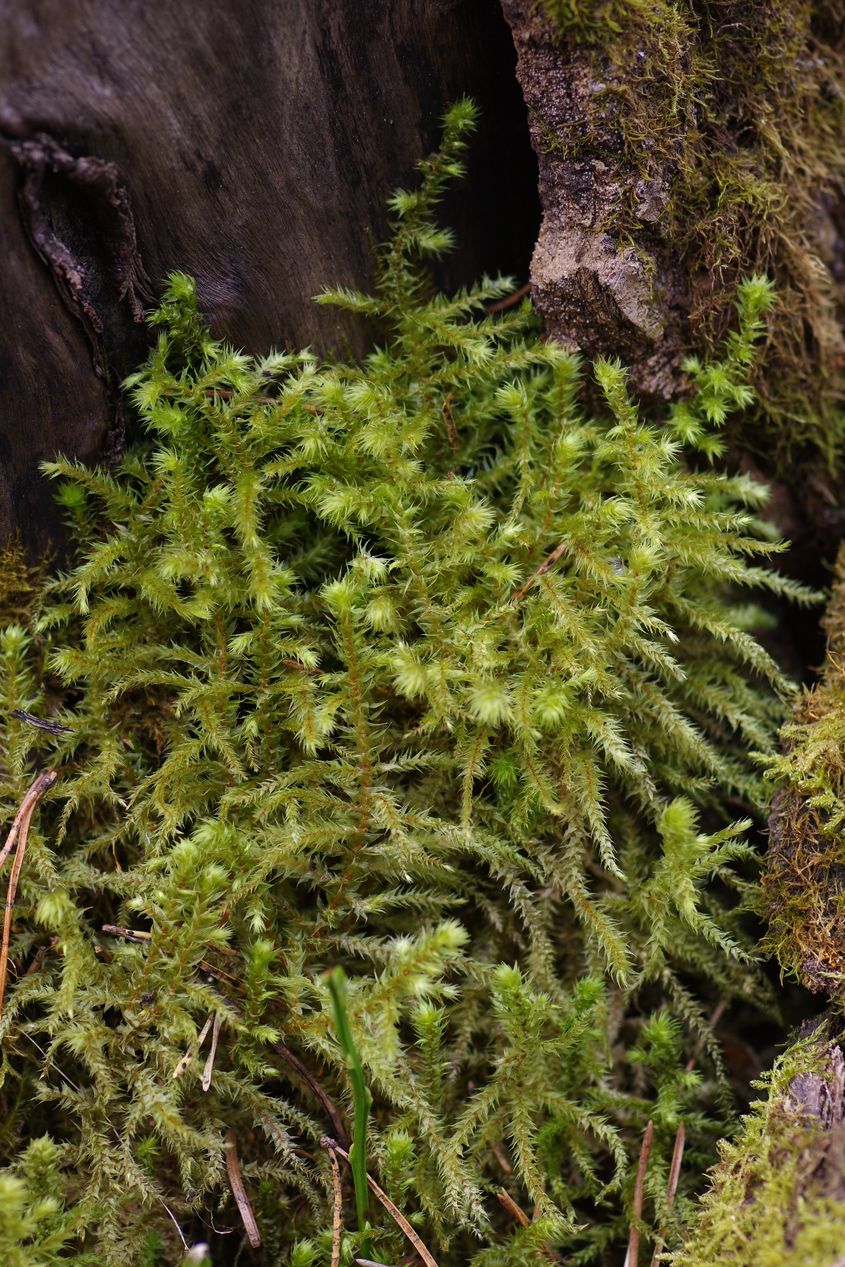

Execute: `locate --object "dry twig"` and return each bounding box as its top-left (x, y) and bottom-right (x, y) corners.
top-left (322, 1136), bottom-right (439, 1267)
top-left (497, 1188), bottom-right (556, 1261)
top-left (0, 768), bottom-right (58, 1019)
top-left (498, 1187), bottom-right (530, 1228)
top-left (624, 1119), bottom-right (654, 1267)
top-left (511, 541), bottom-right (568, 603)
top-left (224, 1128), bottom-right (261, 1249)
top-left (10, 709), bottom-right (73, 735)
top-left (649, 1123), bottom-right (686, 1267)
top-left (24, 936), bottom-right (57, 977)
top-left (328, 1141), bottom-right (344, 1267)
top-left (487, 281), bottom-right (531, 314)
top-left (665, 1123), bottom-right (686, 1210)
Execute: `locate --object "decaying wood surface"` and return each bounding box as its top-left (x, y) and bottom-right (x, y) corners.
top-left (0, 0), bottom-right (538, 549)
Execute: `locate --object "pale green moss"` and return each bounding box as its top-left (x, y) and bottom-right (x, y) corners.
top-left (0, 107), bottom-right (811, 1265)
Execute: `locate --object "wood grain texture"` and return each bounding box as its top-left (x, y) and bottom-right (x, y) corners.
top-left (0, 0), bottom-right (538, 548)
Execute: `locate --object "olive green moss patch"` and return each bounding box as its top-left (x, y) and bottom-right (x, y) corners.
top-left (527, 0), bottom-right (845, 468)
top-left (674, 1025), bottom-right (845, 1267)
top-left (766, 542), bottom-right (845, 994)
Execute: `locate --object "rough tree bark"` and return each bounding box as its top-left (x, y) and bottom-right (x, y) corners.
top-left (501, 0), bottom-right (845, 580)
top-left (0, 0), bottom-right (538, 551)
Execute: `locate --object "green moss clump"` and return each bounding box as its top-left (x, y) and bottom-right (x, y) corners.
top-left (537, 0), bottom-right (845, 467)
top-left (0, 104), bottom-right (813, 1264)
top-left (673, 1025), bottom-right (845, 1267)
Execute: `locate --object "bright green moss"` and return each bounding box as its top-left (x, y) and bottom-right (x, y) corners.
top-left (0, 104), bottom-right (814, 1264)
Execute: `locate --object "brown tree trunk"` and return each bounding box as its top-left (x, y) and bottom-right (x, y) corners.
top-left (0, 0), bottom-right (538, 551)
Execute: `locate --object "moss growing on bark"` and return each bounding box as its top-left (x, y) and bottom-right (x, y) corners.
top-left (765, 543), bottom-right (845, 993)
top-left (509, 0), bottom-right (845, 467)
top-left (674, 1025), bottom-right (845, 1267)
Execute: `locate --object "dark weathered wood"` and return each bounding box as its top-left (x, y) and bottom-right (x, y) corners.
top-left (0, 0), bottom-right (537, 549)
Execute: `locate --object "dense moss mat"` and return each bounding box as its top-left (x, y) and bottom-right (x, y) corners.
top-left (766, 544), bottom-right (845, 993)
top-left (674, 1025), bottom-right (845, 1267)
top-left (0, 107), bottom-right (817, 1265)
top-left (533, 0), bottom-right (845, 467)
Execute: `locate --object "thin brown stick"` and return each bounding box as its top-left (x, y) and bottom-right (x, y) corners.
top-left (10, 709), bottom-right (74, 735)
top-left (322, 1136), bottom-right (439, 1267)
top-left (648, 1123), bottom-right (685, 1267)
top-left (24, 936), bottom-right (57, 977)
top-left (328, 1141), bottom-right (344, 1267)
top-left (101, 923), bottom-right (151, 943)
top-left (224, 1128), bottom-right (261, 1249)
top-left (0, 769), bottom-right (57, 875)
top-left (625, 1119), bottom-right (653, 1267)
top-left (665, 1123), bottom-right (686, 1210)
top-left (0, 769), bottom-right (58, 1020)
top-left (487, 281), bottom-right (531, 314)
top-left (511, 540), bottom-right (568, 603)
top-left (498, 1187), bottom-right (530, 1228)
top-left (276, 1039), bottom-right (348, 1147)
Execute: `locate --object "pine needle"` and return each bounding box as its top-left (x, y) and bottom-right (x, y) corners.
top-left (224, 1128), bottom-right (261, 1249)
top-left (328, 1142), bottom-right (343, 1267)
top-left (0, 768), bottom-right (57, 1020)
